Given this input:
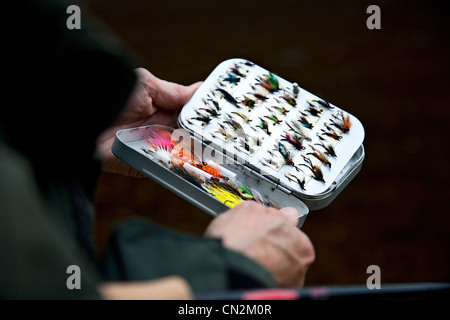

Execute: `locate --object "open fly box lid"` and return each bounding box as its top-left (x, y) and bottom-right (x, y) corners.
top-left (177, 58), bottom-right (365, 209)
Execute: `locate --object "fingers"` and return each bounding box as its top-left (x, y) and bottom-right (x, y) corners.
top-left (149, 74), bottom-right (202, 110)
top-left (279, 207), bottom-right (299, 226)
top-left (207, 200), bottom-right (315, 288)
top-left (134, 67), bottom-right (202, 110)
top-left (225, 201), bottom-right (299, 226)
top-left (156, 80), bottom-right (202, 109)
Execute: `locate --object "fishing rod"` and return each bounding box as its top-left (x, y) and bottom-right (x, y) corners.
top-left (194, 282), bottom-right (450, 300)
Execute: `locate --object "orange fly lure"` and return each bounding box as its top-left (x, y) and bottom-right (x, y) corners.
top-left (187, 161), bottom-right (226, 180)
top-left (331, 112), bottom-right (352, 133)
top-left (341, 113), bottom-right (352, 133)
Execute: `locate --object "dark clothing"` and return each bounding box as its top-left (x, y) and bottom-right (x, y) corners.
top-left (1, 0), bottom-right (275, 299)
top-left (102, 219), bottom-right (276, 293)
top-left (0, 138), bottom-right (101, 299)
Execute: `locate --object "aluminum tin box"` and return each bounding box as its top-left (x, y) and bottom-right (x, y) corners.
top-left (112, 58), bottom-right (365, 227)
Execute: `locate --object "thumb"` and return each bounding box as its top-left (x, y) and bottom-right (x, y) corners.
top-left (279, 207), bottom-right (299, 226)
top-left (154, 78), bottom-right (203, 110)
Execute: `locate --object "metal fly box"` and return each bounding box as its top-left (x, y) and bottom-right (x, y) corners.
top-left (112, 58), bottom-right (365, 227)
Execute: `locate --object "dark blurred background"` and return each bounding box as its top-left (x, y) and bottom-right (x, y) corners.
top-left (83, 0), bottom-right (450, 287)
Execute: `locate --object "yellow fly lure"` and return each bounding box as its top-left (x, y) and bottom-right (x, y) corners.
top-left (203, 183), bottom-right (244, 208)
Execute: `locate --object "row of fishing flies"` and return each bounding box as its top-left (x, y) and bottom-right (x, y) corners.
top-left (186, 61), bottom-right (352, 191)
top-left (140, 129), bottom-right (282, 209)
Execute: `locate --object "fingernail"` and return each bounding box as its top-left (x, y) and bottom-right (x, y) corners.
top-left (280, 207), bottom-right (299, 226)
top-left (189, 81), bottom-right (203, 89)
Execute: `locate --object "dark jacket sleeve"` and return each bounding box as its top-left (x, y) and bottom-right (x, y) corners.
top-left (100, 218), bottom-right (277, 293)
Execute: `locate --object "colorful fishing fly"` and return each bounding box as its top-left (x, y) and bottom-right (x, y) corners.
top-left (236, 138), bottom-right (254, 154)
top-left (203, 96), bottom-right (221, 111)
top-left (282, 132), bottom-right (305, 150)
top-left (170, 163), bottom-right (205, 189)
top-left (194, 161), bottom-right (227, 180)
top-left (196, 107), bottom-right (220, 117)
top-left (331, 111), bottom-right (352, 133)
top-left (225, 117), bottom-right (245, 133)
top-left (320, 125), bottom-right (343, 141)
top-left (299, 155), bottom-right (325, 183)
top-left (220, 73), bottom-right (241, 85)
top-left (203, 182), bottom-right (243, 207)
top-left (277, 142), bottom-right (298, 168)
top-left (286, 121), bottom-right (312, 141)
top-left (305, 104), bottom-right (322, 117)
top-left (298, 115), bottom-right (314, 129)
top-left (229, 64), bottom-right (246, 77)
top-left (258, 194), bottom-right (282, 209)
top-left (314, 140), bottom-right (337, 157)
top-left (282, 94), bottom-right (297, 107)
top-left (189, 115), bottom-right (212, 126)
top-left (231, 111), bottom-right (251, 123)
top-left (241, 96), bottom-right (257, 108)
top-left (141, 146), bottom-right (172, 166)
top-left (271, 105), bottom-right (289, 115)
top-left (265, 114), bottom-right (282, 125)
top-left (142, 130), bottom-right (177, 165)
top-left (307, 149), bottom-right (332, 168)
top-left (211, 124), bottom-right (234, 142)
top-left (251, 92), bottom-right (269, 101)
top-left (256, 118), bottom-right (271, 135)
top-left (146, 129), bottom-right (174, 152)
top-left (238, 185), bottom-right (255, 201)
top-left (216, 88), bottom-right (238, 107)
top-left (257, 72), bottom-right (279, 93)
top-left (311, 98), bottom-right (333, 109)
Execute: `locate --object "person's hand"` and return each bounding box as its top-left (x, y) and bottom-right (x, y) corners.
top-left (205, 201), bottom-right (315, 288)
top-left (96, 68), bottom-right (202, 177)
top-left (98, 276), bottom-right (193, 300)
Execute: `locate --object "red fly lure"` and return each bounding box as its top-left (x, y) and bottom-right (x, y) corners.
top-left (282, 133), bottom-right (305, 150)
